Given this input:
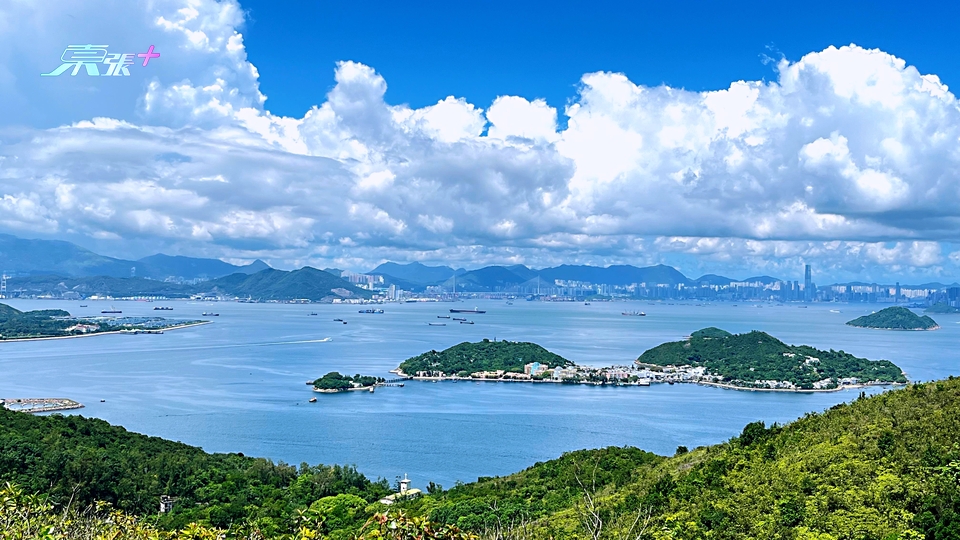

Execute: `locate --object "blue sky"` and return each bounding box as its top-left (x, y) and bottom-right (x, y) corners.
top-left (241, 0), bottom-right (960, 117)
top-left (2, 0), bottom-right (960, 283)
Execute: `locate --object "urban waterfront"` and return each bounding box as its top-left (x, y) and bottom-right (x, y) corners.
top-left (1, 299), bottom-right (958, 489)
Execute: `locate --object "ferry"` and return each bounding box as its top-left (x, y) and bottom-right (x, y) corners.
top-left (622, 311), bottom-right (646, 316)
top-left (333, 318), bottom-right (344, 322)
top-left (202, 312), bottom-right (219, 316)
top-left (153, 306), bottom-right (173, 311)
top-left (450, 308), bottom-right (486, 314)
top-left (359, 309), bottom-right (385, 314)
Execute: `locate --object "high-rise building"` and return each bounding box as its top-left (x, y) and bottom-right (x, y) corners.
top-left (804, 265), bottom-right (812, 301)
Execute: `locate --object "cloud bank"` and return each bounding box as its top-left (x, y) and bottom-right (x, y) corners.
top-left (2, 0), bottom-right (960, 282)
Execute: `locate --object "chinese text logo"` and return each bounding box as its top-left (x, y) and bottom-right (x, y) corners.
top-left (42, 45), bottom-right (160, 77)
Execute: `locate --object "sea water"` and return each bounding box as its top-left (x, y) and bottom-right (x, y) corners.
top-left (1, 299), bottom-right (958, 488)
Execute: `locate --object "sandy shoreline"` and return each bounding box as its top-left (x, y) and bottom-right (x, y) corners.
top-left (0, 320), bottom-right (212, 343)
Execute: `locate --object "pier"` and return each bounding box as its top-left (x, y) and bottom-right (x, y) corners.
top-left (1, 398), bottom-right (84, 413)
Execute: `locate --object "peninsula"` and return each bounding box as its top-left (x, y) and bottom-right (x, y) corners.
top-left (0, 302), bottom-right (206, 341)
top-left (845, 306), bottom-right (939, 330)
top-left (637, 327), bottom-right (907, 390)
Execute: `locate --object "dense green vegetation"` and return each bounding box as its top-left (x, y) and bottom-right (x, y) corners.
top-left (925, 303), bottom-right (960, 314)
top-left (7, 379), bottom-right (960, 538)
top-left (846, 306), bottom-right (939, 330)
top-left (404, 378), bottom-right (960, 539)
top-left (410, 447), bottom-right (663, 531)
top-left (0, 407), bottom-right (390, 536)
top-left (313, 372), bottom-right (385, 391)
top-left (398, 339), bottom-right (574, 376)
top-left (0, 302), bottom-right (74, 339)
top-left (637, 328), bottom-right (906, 389)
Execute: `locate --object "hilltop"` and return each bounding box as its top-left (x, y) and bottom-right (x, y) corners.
top-left (397, 339), bottom-right (573, 377)
top-left (0, 303), bottom-right (72, 339)
top-left (637, 328), bottom-right (906, 390)
top-left (846, 306), bottom-right (939, 330)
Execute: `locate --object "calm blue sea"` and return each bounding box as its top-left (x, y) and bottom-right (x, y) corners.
top-left (1, 299), bottom-right (958, 489)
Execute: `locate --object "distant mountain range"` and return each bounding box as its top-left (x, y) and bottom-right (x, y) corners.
top-left (0, 234), bottom-right (268, 280)
top-left (367, 261), bottom-right (739, 291)
top-left (9, 267), bottom-right (370, 302)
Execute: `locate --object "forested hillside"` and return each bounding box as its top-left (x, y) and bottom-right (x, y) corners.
top-left (0, 409), bottom-right (389, 536)
top-left (398, 339), bottom-right (574, 376)
top-left (4, 379), bottom-right (960, 538)
top-left (637, 329), bottom-right (906, 389)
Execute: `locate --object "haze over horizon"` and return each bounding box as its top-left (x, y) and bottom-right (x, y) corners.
top-left (4, 1), bottom-right (960, 283)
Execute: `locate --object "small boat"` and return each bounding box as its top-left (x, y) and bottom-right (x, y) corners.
top-left (342, 321), bottom-right (347, 324)
top-left (202, 312), bottom-right (219, 316)
top-left (584, 302), bottom-right (591, 305)
top-left (453, 317), bottom-right (467, 321)
top-left (437, 315), bottom-right (450, 319)
top-left (100, 399), bottom-right (105, 403)
top-left (333, 318), bottom-right (344, 322)
top-left (460, 320), bottom-right (474, 324)
top-left (622, 311), bottom-right (646, 316)
top-left (309, 312), bottom-right (318, 316)
top-left (428, 322), bottom-right (446, 326)
top-left (308, 397), bottom-right (317, 403)
top-left (153, 306), bottom-right (173, 311)
top-left (830, 309), bottom-right (841, 313)
top-left (79, 304), bottom-right (88, 307)
top-left (506, 301), bottom-right (513, 305)
top-left (359, 309), bottom-right (385, 314)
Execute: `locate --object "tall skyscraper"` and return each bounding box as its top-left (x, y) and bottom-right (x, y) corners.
top-left (804, 264), bottom-right (812, 302)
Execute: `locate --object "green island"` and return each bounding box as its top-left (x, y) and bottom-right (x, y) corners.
top-left (313, 372), bottom-right (385, 392)
top-left (0, 302), bottom-right (204, 340)
top-left (637, 328), bottom-right (906, 390)
top-left (846, 306), bottom-right (939, 330)
top-left (397, 339), bottom-right (574, 378)
top-left (5, 378), bottom-right (960, 538)
top-left (926, 302), bottom-right (960, 314)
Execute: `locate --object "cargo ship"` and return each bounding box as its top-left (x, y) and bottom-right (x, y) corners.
top-left (449, 308), bottom-right (486, 314)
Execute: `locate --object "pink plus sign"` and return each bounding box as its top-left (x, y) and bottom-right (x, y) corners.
top-left (138, 45), bottom-right (160, 67)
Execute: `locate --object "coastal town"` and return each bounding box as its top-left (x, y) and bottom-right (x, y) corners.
top-left (398, 360), bottom-right (893, 392)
